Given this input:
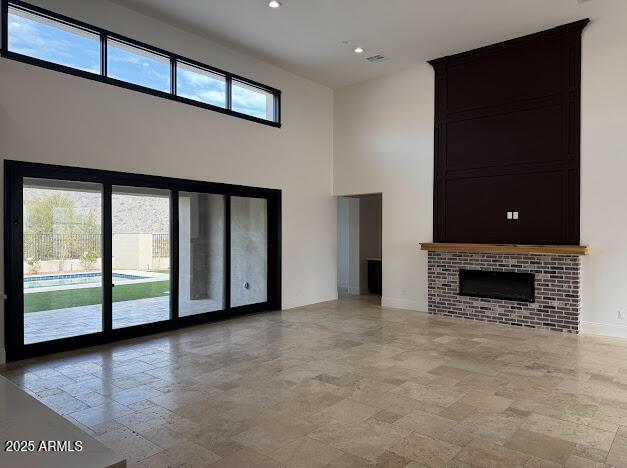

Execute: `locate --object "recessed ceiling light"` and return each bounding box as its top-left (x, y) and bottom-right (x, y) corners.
top-left (354, 47), bottom-right (364, 54)
top-left (268, 1), bottom-right (281, 8)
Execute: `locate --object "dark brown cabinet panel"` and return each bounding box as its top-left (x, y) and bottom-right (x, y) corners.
top-left (444, 172), bottom-right (563, 244)
top-left (446, 38), bottom-right (564, 112)
top-left (430, 19), bottom-right (587, 245)
top-left (446, 103), bottom-right (563, 170)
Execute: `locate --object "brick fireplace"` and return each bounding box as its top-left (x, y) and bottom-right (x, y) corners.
top-left (427, 250), bottom-right (582, 333)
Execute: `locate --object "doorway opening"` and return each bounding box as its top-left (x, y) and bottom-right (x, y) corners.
top-left (336, 194), bottom-right (382, 303)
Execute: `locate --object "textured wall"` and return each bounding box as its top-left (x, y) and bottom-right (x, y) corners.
top-left (428, 252), bottom-right (581, 333)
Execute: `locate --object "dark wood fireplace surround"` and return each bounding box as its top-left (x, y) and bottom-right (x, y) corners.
top-left (428, 19), bottom-right (589, 246)
top-left (422, 20), bottom-right (589, 332)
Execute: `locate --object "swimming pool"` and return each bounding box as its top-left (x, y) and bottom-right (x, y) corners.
top-left (24, 272), bottom-right (148, 289)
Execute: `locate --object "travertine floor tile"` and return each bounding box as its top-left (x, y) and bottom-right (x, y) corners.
top-left (606, 428), bottom-right (627, 467)
top-left (451, 438), bottom-right (530, 467)
top-left (140, 441), bottom-right (221, 468)
top-left (505, 429), bottom-right (575, 464)
top-left (317, 398), bottom-right (379, 425)
top-left (5, 296), bottom-right (627, 467)
top-left (389, 432), bottom-right (461, 466)
top-left (269, 436), bottom-right (344, 468)
top-left (206, 447), bottom-right (284, 468)
top-left (393, 409), bottom-right (457, 438)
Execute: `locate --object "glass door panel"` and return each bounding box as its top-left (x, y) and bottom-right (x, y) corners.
top-left (23, 178), bottom-right (103, 344)
top-left (178, 192), bottom-right (225, 316)
top-left (230, 196), bottom-right (267, 307)
top-left (112, 186), bottom-right (170, 328)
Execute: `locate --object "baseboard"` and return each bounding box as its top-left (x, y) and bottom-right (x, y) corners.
top-left (381, 297), bottom-right (428, 312)
top-left (348, 286), bottom-right (361, 295)
top-left (581, 321), bottom-right (627, 339)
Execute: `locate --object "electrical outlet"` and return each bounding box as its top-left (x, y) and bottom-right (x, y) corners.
top-left (619, 311), bottom-right (624, 320)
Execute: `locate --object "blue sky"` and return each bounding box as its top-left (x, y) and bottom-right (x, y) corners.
top-left (8, 10), bottom-right (100, 73)
top-left (8, 9), bottom-right (271, 120)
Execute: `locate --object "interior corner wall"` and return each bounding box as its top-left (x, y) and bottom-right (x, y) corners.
top-left (333, 2), bottom-right (627, 337)
top-left (0, 0), bottom-right (337, 362)
top-left (333, 67), bottom-right (434, 311)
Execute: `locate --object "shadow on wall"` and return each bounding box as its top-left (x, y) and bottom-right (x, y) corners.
top-left (337, 193), bottom-right (382, 300)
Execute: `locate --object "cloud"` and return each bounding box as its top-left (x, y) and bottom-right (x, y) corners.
top-left (232, 85), bottom-right (269, 118)
top-left (8, 12), bottom-right (99, 73)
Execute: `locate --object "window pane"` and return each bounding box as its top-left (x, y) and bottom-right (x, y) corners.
top-left (179, 193), bottom-right (225, 316)
top-left (232, 80), bottom-right (275, 121)
top-left (107, 39), bottom-right (170, 93)
top-left (176, 62), bottom-right (226, 108)
top-left (8, 7), bottom-right (100, 73)
top-left (23, 178), bottom-right (103, 344)
top-left (112, 186), bottom-right (170, 329)
top-left (230, 197), bottom-right (267, 307)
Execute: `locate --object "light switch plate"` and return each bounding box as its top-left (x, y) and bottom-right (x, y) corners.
top-left (513, 211), bottom-right (519, 220)
top-left (507, 211), bottom-right (513, 220)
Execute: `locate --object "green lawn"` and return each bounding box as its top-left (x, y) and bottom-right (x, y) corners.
top-left (24, 280), bottom-right (170, 313)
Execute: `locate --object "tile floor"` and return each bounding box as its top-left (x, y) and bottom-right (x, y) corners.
top-left (3, 295), bottom-right (627, 467)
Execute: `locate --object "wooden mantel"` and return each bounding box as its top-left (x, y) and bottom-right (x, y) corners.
top-left (419, 243), bottom-right (589, 256)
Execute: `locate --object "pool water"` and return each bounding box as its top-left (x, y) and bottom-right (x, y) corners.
top-left (24, 272), bottom-right (148, 289)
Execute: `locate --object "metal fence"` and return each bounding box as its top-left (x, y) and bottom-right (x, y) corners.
top-left (152, 233), bottom-right (170, 258)
top-left (23, 233), bottom-right (171, 260)
top-left (24, 233), bottom-right (101, 261)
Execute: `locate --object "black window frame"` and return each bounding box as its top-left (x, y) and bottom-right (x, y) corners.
top-left (1, 0), bottom-right (282, 127)
top-left (4, 160), bottom-right (282, 362)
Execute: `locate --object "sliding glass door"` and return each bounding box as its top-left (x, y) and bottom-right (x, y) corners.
top-left (178, 192), bottom-right (225, 316)
top-left (231, 197), bottom-right (267, 307)
top-left (112, 186), bottom-right (171, 328)
top-left (5, 161), bottom-right (281, 361)
top-left (22, 178), bottom-right (103, 344)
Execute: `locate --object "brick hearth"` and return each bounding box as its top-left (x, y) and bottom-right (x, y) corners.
top-left (427, 251), bottom-right (581, 333)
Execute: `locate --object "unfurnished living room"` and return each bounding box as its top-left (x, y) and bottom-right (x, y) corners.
top-left (0, 0), bottom-right (626, 467)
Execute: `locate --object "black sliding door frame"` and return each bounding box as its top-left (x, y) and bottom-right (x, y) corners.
top-left (4, 160), bottom-right (282, 361)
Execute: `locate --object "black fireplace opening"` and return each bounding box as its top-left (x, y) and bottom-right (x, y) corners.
top-left (459, 269), bottom-right (535, 302)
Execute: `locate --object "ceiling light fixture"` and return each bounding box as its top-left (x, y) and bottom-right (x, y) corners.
top-left (268, 1), bottom-right (281, 8)
top-left (354, 47), bottom-right (364, 54)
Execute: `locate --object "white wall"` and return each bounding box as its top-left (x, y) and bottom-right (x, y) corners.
top-left (334, 66), bottom-right (434, 311)
top-left (579, 1), bottom-right (627, 337)
top-left (334, 1), bottom-right (627, 336)
top-left (0, 0), bottom-right (336, 362)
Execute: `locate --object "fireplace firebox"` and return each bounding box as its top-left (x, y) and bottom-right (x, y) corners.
top-left (459, 269), bottom-right (535, 303)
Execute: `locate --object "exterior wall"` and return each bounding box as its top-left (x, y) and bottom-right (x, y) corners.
top-left (428, 252), bottom-right (581, 333)
top-left (112, 234), bottom-right (152, 271)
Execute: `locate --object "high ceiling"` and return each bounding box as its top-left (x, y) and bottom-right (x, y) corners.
top-left (117, 0), bottom-right (598, 88)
